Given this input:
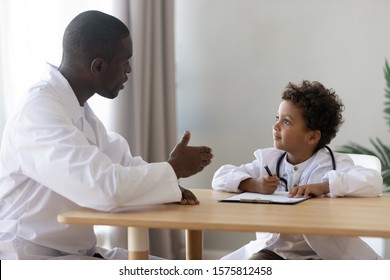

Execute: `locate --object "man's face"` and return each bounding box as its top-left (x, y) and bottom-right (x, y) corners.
top-left (98, 35), bottom-right (132, 99)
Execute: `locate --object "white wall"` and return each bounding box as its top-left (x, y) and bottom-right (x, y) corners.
top-left (175, 0), bottom-right (390, 259)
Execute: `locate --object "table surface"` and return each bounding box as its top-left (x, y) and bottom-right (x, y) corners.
top-left (58, 189), bottom-right (390, 238)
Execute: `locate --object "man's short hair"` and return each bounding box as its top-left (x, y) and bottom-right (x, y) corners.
top-left (62, 10), bottom-right (130, 66)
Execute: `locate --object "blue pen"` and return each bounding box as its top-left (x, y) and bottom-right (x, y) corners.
top-left (264, 164), bottom-right (273, 176)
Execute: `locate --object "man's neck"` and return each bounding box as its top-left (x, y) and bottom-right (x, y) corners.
top-left (59, 64), bottom-right (93, 106)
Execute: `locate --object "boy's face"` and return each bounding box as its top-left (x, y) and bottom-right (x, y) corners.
top-left (273, 100), bottom-right (314, 154)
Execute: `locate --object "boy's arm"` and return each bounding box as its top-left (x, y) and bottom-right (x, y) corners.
top-left (212, 162), bottom-right (259, 193)
top-left (327, 167), bottom-right (383, 197)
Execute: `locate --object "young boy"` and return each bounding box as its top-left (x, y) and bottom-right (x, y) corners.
top-left (212, 80), bottom-right (383, 260)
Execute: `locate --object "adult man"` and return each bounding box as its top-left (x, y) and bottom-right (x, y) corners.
top-left (0, 10), bottom-right (213, 259)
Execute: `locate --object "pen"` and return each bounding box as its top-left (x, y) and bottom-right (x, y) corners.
top-left (264, 164), bottom-right (273, 176)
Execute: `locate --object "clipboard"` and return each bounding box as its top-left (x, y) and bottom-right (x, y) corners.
top-left (219, 191), bottom-right (311, 204)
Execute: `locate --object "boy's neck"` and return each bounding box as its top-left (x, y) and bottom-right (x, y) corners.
top-left (286, 149), bottom-right (317, 166)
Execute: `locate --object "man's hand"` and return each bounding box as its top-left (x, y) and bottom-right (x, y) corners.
top-left (179, 186), bottom-right (199, 205)
top-left (168, 130), bottom-right (213, 178)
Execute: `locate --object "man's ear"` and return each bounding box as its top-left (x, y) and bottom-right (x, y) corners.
top-left (307, 130), bottom-right (321, 145)
top-left (90, 58), bottom-right (106, 75)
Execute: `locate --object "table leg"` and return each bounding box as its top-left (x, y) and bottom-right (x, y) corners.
top-left (127, 227), bottom-right (149, 260)
top-left (185, 229), bottom-right (203, 260)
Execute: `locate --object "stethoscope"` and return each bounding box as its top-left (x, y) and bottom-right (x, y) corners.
top-left (275, 146), bottom-right (336, 191)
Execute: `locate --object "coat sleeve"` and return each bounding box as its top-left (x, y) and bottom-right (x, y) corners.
top-left (211, 148), bottom-right (281, 192)
top-left (14, 95), bottom-right (181, 212)
top-left (323, 154), bottom-right (383, 197)
top-left (304, 235), bottom-right (382, 260)
top-left (211, 163), bottom-right (255, 193)
top-left (211, 153), bottom-right (264, 193)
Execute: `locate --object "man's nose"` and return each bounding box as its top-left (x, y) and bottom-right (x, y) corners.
top-left (125, 62), bottom-right (132, 74)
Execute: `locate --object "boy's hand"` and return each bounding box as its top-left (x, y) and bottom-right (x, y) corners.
top-left (288, 182), bottom-right (330, 198)
top-left (239, 176), bottom-right (279, 194)
top-left (258, 176), bottom-right (280, 194)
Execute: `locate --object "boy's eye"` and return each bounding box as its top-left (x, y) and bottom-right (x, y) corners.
top-left (275, 116), bottom-right (291, 125)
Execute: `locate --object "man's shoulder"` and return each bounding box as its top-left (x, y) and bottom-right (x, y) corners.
top-left (12, 84), bottom-right (80, 127)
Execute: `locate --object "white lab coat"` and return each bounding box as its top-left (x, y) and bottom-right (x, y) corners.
top-left (212, 147), bottom-right (383, 260)
top-left (0, 64), bottom-right (182, 259)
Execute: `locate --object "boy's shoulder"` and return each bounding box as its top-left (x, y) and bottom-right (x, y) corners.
top-left (254, 147), bottom-right (286, 160)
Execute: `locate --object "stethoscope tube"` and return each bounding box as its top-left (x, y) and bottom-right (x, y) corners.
top-left (275, 146), bottom-right (336, 191)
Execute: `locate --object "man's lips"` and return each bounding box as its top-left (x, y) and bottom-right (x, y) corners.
top-left (120, 78), bottom-right (128, 89)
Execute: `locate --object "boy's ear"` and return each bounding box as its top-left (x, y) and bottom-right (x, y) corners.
top-left (307, 130), bottom-right (321, 145)
top-left (90, 58), bottom-right (106, 75)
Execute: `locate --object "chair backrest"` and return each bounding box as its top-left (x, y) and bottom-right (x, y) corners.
top-left (347, 154), bottom-right (381, 173)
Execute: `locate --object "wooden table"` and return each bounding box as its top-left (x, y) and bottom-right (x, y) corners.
top-left (57, 189), bottom-right (390, 260)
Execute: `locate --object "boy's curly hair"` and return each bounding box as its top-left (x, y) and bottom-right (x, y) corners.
top-left (282, 80), bottom-right (344, 151)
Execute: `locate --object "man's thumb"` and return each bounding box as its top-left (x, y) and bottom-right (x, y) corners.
top-left (180, 130), bottom-right (191, 146)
